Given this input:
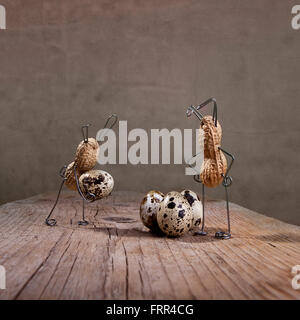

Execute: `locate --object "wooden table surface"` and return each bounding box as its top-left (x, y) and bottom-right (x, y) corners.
top-left (0, 191), bottom-right (299, 300)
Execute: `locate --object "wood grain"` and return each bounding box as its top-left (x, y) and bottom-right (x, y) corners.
top-left (0, 191), bottom-right (299, 300)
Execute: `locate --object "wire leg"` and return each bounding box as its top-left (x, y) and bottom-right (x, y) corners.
top-left (215, 185), bottom-right (231, 240)
top-left (78, 198), bottom-right (89, 226)
top-left (194, 183), bottom-right (207, 236)
top-left (225, 186), bottom-right (231, 235)
top-left (45, 179), bottom-right (65, 226)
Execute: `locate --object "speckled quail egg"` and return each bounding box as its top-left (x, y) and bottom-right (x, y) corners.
top-left (79, 169), bottom-right (114, 201)
top-left (140, 190), bottom-right (164, 232)
top-left (157, 191), bottom-right (193, 237)
top-left (181, 190), bottom-right (203, 230)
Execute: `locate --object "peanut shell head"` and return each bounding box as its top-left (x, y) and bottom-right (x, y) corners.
top-left (199, 115), bottom-right (222, 158)
top-left (75, 138), bottom-right (99, 172)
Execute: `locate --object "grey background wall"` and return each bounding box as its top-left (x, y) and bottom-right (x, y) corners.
top-left (0, 0), bottom-right (299, 225)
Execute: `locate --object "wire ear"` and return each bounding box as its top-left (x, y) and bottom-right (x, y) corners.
top-left (186, 105), bottom-right (203, 122)
top-left (97, 114), bottom-right (118, 142)
top-left (186, 98), bottom-right (218, 127)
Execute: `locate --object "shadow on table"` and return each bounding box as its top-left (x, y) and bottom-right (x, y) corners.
top-left (92, 224), bottom-right (223, 243)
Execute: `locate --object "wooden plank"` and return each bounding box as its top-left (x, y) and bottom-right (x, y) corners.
top-left (0, 191), bottom-right (299, 300)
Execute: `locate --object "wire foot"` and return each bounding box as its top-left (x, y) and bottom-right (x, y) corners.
top-left (78, 220), bottom-right (89, 226)
top-left (45, 218), bottom-right (57, 226)
top-left (193, 230), bottom-right (207, 236)
top-left (215, 231), bottom-right (231, 240)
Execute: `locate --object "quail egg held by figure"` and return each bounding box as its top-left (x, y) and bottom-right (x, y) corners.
top-left (140, 190), bottom-right (165, 233)
top-left (79, 170), bottom-right (114, 201)
top-left (157, 191), bottom-right (193, 237)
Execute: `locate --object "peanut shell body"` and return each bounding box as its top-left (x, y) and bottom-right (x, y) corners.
top-left (198, 116), bottom-right (227, 188)
top-left (64, 162), bottom-right (81, 191)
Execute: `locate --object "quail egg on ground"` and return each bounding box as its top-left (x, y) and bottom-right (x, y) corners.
top-left (181, 190), bottom-right (203, 229)
top-left (157, 191), bottom-right (193, 237)
top-left (140, 190), bottom-right (164, 232)
top-left (79, 169), bottom-right (114, 201)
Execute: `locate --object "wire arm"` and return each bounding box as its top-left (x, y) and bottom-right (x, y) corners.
top-left (103, 113), bottom-right (118, 130)
top-left (187, 151), bottom-right (203, 176)
top-left (218, 146), bottom-right (234, 187)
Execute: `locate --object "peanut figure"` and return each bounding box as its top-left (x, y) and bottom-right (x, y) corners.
top-left (45, 115), bottom-right (117, 227)
top-left (186, 98), bottom-right (235, 239)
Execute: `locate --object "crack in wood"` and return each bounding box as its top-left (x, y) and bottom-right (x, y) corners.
top-left (13, 231), bottom-right (66, 300)
top-left (122, 241), bottom-right (129, 300)
top-left (38, 230), bottom-right (75, 299)
top-left (58, 240), bottom-right (81, 299)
